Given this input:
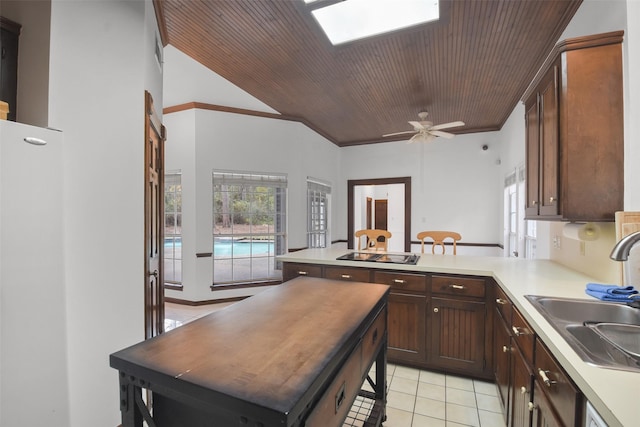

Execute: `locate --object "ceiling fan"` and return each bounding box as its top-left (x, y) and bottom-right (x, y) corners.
top-left (383, 111), bottom-right (465, 143)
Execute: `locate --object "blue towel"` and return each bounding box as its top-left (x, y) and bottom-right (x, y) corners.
top-left (585, 289), bottom-right (637, 302)
top-left (585, 283), bottom-right (638, 295)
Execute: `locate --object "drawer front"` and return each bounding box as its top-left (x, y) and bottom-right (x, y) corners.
top-left (431, 275), bottom-right (486, 298)
top-left (534, 338), bottom-right (582, 427)
top-left (361, 307), bottom-right (387, 376)
top-left (512, 307), bottom-right (535, 366)
top-left (373, 270), bottom-right (427, 293)
top-left (325, 266), bottom-right (371, 282)
top-left (283, 262), bottom-right (323, 281)
top-left (494, 285), bottom-right (512, 325)
top-left (305, 343), bottom-right (363, 427)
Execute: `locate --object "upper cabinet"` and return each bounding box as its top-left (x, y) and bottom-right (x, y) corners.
top-left (522, 31), bottom-right (624, 221)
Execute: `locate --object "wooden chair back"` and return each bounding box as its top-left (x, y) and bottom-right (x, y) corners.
top-left (355, 229), bottom-right (392, 251)
top-left (417, 231), bottom-right (462, 255)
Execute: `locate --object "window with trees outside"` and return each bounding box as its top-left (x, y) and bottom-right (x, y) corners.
top-left (212, 171), bottom-right (287, 285)
top-left (307, 177), bottom-right (331, 248)
top-left (164, 171), bottom-right (182, 286)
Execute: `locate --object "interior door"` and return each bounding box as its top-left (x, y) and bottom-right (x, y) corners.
top-left (144, 90), bottom-right (165, 339)
top-left (375, 199), bottom-right (388, 230)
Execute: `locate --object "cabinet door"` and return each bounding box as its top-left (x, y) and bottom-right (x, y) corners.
top-left (538, 65), bottom-right (559, 217)
top-left (531, 380), bottom-right (563, 427)
top-left (493, 310), bottom-right (511, 423)
top-left (429, 297), bottom-right (486, 374)
top-left (282, 262), bottom-right (323, 282)
top-left (525, 97), bottom-right (541, 218)
top-left (387, 292), bottom-right (426, 363)
top-left (511, 346), bottom-right (533, 427)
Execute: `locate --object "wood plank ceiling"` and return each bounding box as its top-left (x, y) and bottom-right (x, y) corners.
top-left (156, 0), bottom-right (583, 147)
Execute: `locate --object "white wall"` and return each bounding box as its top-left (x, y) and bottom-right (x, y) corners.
top-left (341, 133), bottom-right (503, 245)
top-left (47, 1), bottom-right (162, 425)
top-left (163, 108), bottom-right (341, 301)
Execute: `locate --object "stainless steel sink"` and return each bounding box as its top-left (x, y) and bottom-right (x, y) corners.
top-left (525, 295), bottom-right (640, 372)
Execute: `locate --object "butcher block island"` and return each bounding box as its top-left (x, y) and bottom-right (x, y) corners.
top-left (110, 277), bottom-right (389, 427)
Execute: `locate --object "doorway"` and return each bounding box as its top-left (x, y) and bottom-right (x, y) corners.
top-left (348, 177), bottom-right (411, 252)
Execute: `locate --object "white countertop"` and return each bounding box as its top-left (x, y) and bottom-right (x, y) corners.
top-left (278, 248), bottom-right (640, 427)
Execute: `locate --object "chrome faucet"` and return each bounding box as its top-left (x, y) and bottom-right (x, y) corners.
top-left (610, 231), bottom-right (640, 261)
top-left (610, 231), bottom-right (640, 304)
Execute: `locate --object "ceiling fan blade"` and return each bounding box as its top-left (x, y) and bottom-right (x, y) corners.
top-left (429, 130), bottom-right (455, 139)
top-left (408, 121), bottom-right (426, 131)
top-left (383, 130), bottom-right (417, 137)
top-left (430, 121), bottom-right (465, 131)
top-left (408, 132), bottom-right (435, 143)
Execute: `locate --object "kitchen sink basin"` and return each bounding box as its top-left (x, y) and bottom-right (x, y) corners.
top-left (525, 295), bottom-right (640, 372)
top-left (527, 295), bottom-right (640, 325)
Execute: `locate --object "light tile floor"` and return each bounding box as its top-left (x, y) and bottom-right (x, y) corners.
top-left (165, 302), bottom-right (507, 427)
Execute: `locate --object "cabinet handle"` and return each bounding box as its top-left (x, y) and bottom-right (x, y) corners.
top-left (298, 271), bottom-right (308, 276)
top-left (393, 279), bottom-right (407, 284)
top-left (528, 401), bottom-right (535, 412)
top-left (532, 200), bottom-right (538, 205)
top-left (520, 386), bottom-right (527, 395)
top-left (496, 298), bottom-right (508, 305)
top-left (450, 284), bottom-right (466, 290)
top-left (341, 274), bottom-right (352, 279)
top-left (502, 345), bottom-right (511, 353)
top-left (433, 307), bottom-right (439, 313)
top-left (538, 369), bottom-right (557, 387)
top-left (512, 326), bottom-right (529, 336)
top-left (549, 196), bottom-right (556, 203)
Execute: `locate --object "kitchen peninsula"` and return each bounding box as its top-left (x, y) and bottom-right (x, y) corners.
top-left (278, 248), bottom-right (639, 427)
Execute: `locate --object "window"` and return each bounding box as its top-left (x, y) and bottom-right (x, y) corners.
top-left (504, 165), bottom-right (534, 258)
top-left (307, 177), bottom-right (331, 248)
top-left (212, 171), bottom-right (287, 285)
top-left (164, 171), bottom-right (182, 285)
top-left (302, 0), bottom-right (440, 45)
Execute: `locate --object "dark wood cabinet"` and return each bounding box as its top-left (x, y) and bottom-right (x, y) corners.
top-left (510, 345), bottom-right (533, 427)
top-left (531, 380), bottom-right (563, 427)
top-left (493, 301), bottom-right (512, 423)
top-left (387, 292), bottom-right (427, 363)
top-left (428, 297), bottom-right (486, 375)
top-left (282, 262), bottom-right (323, 281)
top-left (0, 17), bottom-right (21, 122)
top-left (324, 265), bottom-right (371, 282)
top-left (522, 31), bottom-right (624, 221)
top-left (534, 338), bottom-right (582, 427)
top-left (373, 270), bottom-right (428, 363)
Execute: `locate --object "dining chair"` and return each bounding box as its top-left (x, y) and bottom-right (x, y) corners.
top-left (417, 231), bottom-right (462, 255)
top-left (355, 229), bottom-right (392, 251)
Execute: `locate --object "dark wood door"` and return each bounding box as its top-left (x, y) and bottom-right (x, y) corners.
top-left (374, 199), bottom-right (388, 230)
top-left (144, 91), bottom-right (165, 339)
top-left (511, 346), bottom-right (533, 427)
top-left (539, 65), bottom-right (559, 217)
top-left (429, 297), bottom-right (486, 374)
top-left (387, 292), bottom-right (426, 363)
top-left (524, 98), bottom-right (540, 218)
top-left (493, 310), bottom-right (511, 424)
top-left (531, 381), bottom-right (563, 427)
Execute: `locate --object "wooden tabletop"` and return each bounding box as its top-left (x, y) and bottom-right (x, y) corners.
top-left (110, 277), bottom-right (389, 423)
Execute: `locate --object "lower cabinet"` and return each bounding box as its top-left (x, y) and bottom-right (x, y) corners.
top-left (493, 307), bottom-right (512, 423)
top-left (387, 292), bottom-right (427, 362)
top-left (510, 345), bottom-right (533, 427)
top-left (428, 297), bottom-right (487, 375)
top-left (373, 270), bottom-right (428, 363)
top-left (531, 380), bottom-right (564, 427)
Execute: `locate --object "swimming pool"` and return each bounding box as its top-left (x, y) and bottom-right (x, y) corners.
top-left (164, 237), bottom-right (274, 256)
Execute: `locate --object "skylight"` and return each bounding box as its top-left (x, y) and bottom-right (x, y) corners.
top-left (306, 0), bottom-right (440, 45)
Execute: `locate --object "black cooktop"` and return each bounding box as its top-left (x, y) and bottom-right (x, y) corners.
top-left (336, 252), bottom-right (420, 265)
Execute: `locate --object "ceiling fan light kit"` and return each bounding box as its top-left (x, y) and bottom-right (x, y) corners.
top-left (383, 111), bottom-right (465, 143)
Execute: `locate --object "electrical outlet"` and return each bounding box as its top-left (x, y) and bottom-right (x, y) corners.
top-left (553, 235), bottom-right (561, 249)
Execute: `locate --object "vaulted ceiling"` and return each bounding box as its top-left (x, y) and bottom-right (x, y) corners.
top-left (155, 0), bottom-right (583, 147)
